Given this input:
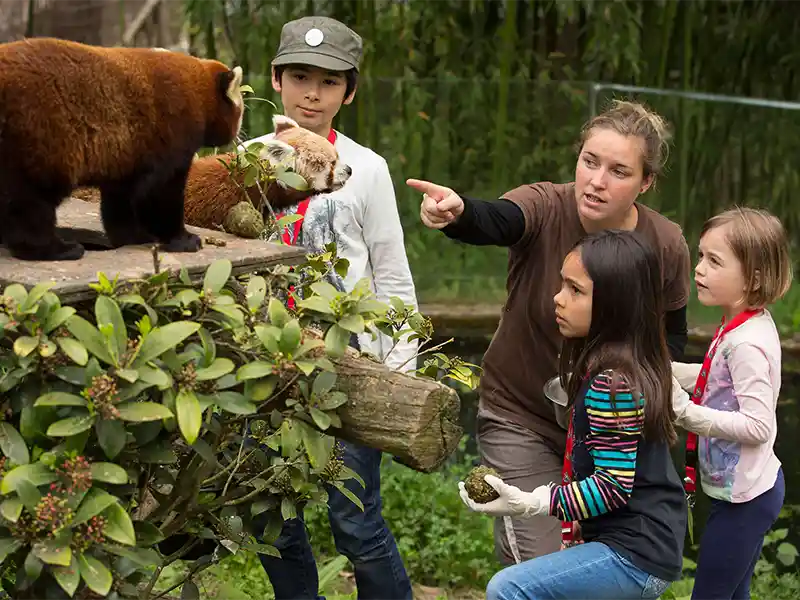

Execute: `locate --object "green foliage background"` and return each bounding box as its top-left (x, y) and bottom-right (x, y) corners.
top-left (185, 0), bottom-right (800, 322)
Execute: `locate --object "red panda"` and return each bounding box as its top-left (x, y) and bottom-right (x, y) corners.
top-left (183, 115), bottom-right (351, 232)
top-left (0, 37), bottom-right (244, 261)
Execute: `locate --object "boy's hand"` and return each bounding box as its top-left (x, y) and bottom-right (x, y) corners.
top-left (406, 178), bottom-right (464, 229)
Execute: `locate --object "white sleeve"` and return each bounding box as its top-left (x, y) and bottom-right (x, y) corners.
top-left (361, 157), bottom-right (419, 373)
top-left (673, 344), bottom-right (776, 444)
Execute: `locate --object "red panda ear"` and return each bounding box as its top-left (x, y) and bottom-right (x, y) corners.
top-left (217, 66), bottom-right (244, 104)
top-left (273, 115), bottom-right (300, 136)
top-left (260, 139), bottom-right (296, 165)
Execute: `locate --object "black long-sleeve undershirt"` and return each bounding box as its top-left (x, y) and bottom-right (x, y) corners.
top-left (441, 195), bottom-right (689, 360)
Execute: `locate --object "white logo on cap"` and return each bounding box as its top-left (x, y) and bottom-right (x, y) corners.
top-left (305, 28), bottom-right (324, 47)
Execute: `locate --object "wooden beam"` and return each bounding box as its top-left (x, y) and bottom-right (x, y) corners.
top-left (0, 198), bottom-right (306, 304)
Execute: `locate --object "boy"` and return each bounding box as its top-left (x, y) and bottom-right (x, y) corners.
top-left (245, 16), bottom-right (417, 600)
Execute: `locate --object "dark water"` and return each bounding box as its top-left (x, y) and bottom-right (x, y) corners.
top-left (439, 336), bottom-right (800, 560)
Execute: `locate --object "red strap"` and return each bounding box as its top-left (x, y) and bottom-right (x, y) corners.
top-left (684, 308), bottom-right (761, 493)
top-left (561, 407), bottom-right (576, 545)
top-left (276, 128), bottom-right (337, 309)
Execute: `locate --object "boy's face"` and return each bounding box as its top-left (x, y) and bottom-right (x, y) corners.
top-left (272, 65), bottom-right (356, 136)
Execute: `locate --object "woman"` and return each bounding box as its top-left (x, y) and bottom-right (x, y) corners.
top-left (407, 100), bottom-right (692, 564)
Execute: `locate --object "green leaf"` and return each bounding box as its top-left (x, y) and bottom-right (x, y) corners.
top-left (15, 479), bottom-right (41, 510)
top-left (75, 488), bottom-right (119, 524)
top-left (133, 521), bottom-right (165, 546)
top-left (247, 377), bottom-right (277, 402)
top-left (310, 407), bottom-right (332, 431)
top-left (281, 496), bottom-right (297, 520)
top-left (175, 389), bottom-right (202, 445)
top-left (116, 402), bottom-right (173, 422)
top-left (32, 540), bottom-right (71, 566)
top-left (279, 319), bottom-right (302, 354)
top-left (0, 422), bottom-right (30, 465)
top-left (280, 419), bottom-right (301, 458)
top-left (215, 392), bottom-right (257, 415)
top-left (237, 361), bottom-right (274, 381)
top-left (56, 337), bottom-right (88, 366)
top-left (310, 281), bottom-right (340, 302)
top-left (268, 297), bottom-right (291, 328)
top-left (13, 335), bottom-right (39, 357)
top-left (312, 371), bottom-right (337, 397)
top-left (0, 538), bottom-right (23, 563)
top-left (47, 415), bottom-right (95, 437)
top-left (138, 365), bottom-right (171, 389)
top-left (20, 281), bottom-right (54, 312)
top-left (35, 391), bottom-right (88, 408)
top-left (0, 463), bottom-right (57, 494)
top-left (44, 306), bottom-right (76, 333)
top-left (102, 502), bottom-right (136, 546)
top-left (296, 296), bottom-right (334, 315)
top-left (203, 259), bottom-right (232, 295)
top-left (246, 275), bottom-right (267, 312)
top-left (324, 324), bottom-right (351, 358)
top-left (297, 421), bottom-right (329, 469)
top-left (65, 315), bottom-right (115, 365)
top-left (255, 324), bottom-right (281, 353)
top-left (46, 414), bottom-right (95, 437)
top-left (52, 555), bottom-right (80, 597)
top-left (182, 581), bottom-right (201, 600)
top-left (95, 295), bottom-right (127, 361)
top-left (96, 419), bottom-right (127, 459)
top-left (90, 462), bottom-right (128, 485)
top-left (133, 321), bottom-right (201, 367)
top-left (318, 391), bottom-right (348, 411)
top-left (338, 314), bottom-right (365, 334)
top-left (276, 170), bottom-right (310, 191)
top-left (78, 553), bottom-right (113, 597)
top-left (333, 481), bottom-right (364, 512)
top-left (196, 357), bottom-right (235, 381)
top-left (0, 497), bottom-right (23, 522)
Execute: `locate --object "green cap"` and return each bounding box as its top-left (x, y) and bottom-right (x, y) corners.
top-left (272, 16), bottom-right (362, 73)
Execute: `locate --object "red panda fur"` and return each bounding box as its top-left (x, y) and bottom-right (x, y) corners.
top-left (0, 37), bottom-right (244, 261)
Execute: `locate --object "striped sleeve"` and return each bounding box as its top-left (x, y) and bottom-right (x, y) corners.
top-left (549, 372), bottom-right (644, 521)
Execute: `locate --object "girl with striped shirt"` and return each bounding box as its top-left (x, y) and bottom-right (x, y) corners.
top-left (459, 230), bottom-right (687, 599)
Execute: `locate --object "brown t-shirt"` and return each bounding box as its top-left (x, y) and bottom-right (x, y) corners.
top-left (479, 181), bottom-right (691, 447)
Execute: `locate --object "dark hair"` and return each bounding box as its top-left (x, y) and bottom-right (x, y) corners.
top-left (273, 65), bottom-right (358, 99)
top-left (558, 229), bottom-right (676, 445)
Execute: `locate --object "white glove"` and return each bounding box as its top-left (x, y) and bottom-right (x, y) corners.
top-left (671, 375), bottom-right (714, 437)
top-left (458, 475), bottom-right (552, 518)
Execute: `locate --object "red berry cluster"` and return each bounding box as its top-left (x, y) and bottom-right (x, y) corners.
top-left (71, 515), bottom-right (106, 552)
top-left (82, 374), bottom-right (121, 419)
top-left (53, 455), bottom-right (92, 495)
top-left (33, 493), bottom-right (73, 536)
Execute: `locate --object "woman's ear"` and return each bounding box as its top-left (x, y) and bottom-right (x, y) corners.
top-left (640, 173), bottom-right (654, 194)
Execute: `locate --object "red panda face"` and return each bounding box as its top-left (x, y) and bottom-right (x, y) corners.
top-left (259, 115), bottom-right (351, 194)
top-left (203, 62), bottom-right (245, 148)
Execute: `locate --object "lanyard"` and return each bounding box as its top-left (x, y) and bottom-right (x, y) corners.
top-left (275, 129), bottom-right (337, 309)
top-left (684, 308), bottom-right (761, 494)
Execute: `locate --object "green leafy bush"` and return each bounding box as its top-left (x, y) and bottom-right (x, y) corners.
top-left (0, 245), bottom-right (472, 599)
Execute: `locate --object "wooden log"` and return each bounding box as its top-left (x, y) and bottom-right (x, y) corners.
top-left (305, 330), bottom-right (463, 474)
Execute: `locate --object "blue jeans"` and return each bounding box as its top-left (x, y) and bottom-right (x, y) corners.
top-left (692, 468), bottom-right (785, 600)
top-left (257, 439), bottom-right (412, 600)
top-left (486, 541), bottom-right (670, 600)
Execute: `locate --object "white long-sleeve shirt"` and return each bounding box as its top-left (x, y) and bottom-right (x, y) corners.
top-left (672, 310), bottom-right (782, 503)
top-left (243, 129), bottom-right (419, 372)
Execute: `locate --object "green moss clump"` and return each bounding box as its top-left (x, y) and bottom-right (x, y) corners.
top-left (223, 201), bottom-right (265, 239)
top-left (464, 465), bottom-right (501, 503)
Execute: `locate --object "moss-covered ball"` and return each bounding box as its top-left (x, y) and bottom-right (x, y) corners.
top-left (464, 465), bottom-right (501, 503)
top-left (223, 201), bottom-right (265, 239)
